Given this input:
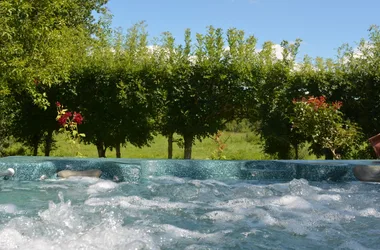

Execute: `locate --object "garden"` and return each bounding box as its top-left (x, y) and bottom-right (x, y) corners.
top-left (1, 0), bottom-right (379, 160)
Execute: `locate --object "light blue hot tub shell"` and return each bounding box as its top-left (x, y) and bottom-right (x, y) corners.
top-left (1, 156), bottom-right (379, 182)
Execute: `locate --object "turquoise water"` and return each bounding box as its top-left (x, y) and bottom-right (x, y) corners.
top-left (1, 176), bottom-right (380, 249)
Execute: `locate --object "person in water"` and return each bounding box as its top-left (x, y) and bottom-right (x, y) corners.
top-left (369, 133), bottom-right (380, 158)
top-left (353, 134), bottom-right (380, 182)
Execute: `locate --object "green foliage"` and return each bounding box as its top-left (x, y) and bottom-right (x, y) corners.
top-left (292, 96), bottom-right (362, 159)
top-left (158, 26), bottom-right (259, 159)
top-left (210, 131), bottom-right (228, 160)
top-left (66, 22), bottom-right (158, 157)
top-left (0, 137), bottom-right (27, 157)
top-left (1, 8), bottom-right (380, 161)
top-left (224, 119), bottom-right (252, 133)
top-left (337, 25), bottom-right (380, 144)
top-left (0, 0), bottom-right (108, 107)
top-left (253, 39), bottom-right (304, 159)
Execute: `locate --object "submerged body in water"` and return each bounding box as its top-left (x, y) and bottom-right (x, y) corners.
top-left (0, 177), bottom-right (379, 249)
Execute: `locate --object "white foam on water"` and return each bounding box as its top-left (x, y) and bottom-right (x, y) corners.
top-left (0, 193), bottom-right (159, 250)
top-left (288, 178), bottom-right (322, 196)
top-left (199, 179), bottom-right (230, 187)
top-left (200, 210), bottom-right (245, 222)
top-left (39, 184), bottom-right (69, 190)
top-left (75, 222), bottom-right (158, 250)
top-left (1, 177), bottom-right (380, 249)
top-left (62, 176), bottom-right (100, 184)
top-left (211, 198), bottom-right (258, 210)
top-left (87, 180), bottom-right (118, 195)
top-left (358, 208), bottom-right (380, 218)
top-left (253, 208), bottom-right (283, 227)
top-left (86, 195), bottom-right (198, 210)
top-left (184, 244), bottom-right (214, 250)
top-left (160, 224), bottom-right (230, 243)
top-left (150, 175), bottom-right (187, 184)
top-left (0, 228), bottom-right (24, 249)
top-left (38, 192), bottom-right (86, 231)
top-left (0, 204), bottom-right (18, 214)
top-left (272, 195), bottom-right (312, 210)
top-left (314, 194), bottom-right (342, 201)
top-left (0, 220), bottom-right (159, 250)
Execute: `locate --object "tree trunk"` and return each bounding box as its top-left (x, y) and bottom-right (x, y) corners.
top-left (294, 143), bottom-right (299, 160)
top-left (33, 143), bottom-right (38, 156)
top-left (32, 134), bottom-right (39, 156)
top-left (183, 134), bottom-right (193, 159)
top-left (115, 143), bottom-right (121, 158)
top-left (96, 141), bottom-right (106, 158)
top-left (324, 149), bottom-right (333, 160)
top-left (168, 133), bottom-right (173, 159)
top-left (44, 130), bottom-right (53, 156)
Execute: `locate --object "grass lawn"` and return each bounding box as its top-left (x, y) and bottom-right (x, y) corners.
top-left (46, 131), bottom-right (317, 160)
top-left (49, 131), bottom-right (269, 159)
top-left (5, 131), bottom-right (319, 160)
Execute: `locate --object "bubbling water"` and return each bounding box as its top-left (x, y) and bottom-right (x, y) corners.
top-left (0, 177), bottom-right (380, 249)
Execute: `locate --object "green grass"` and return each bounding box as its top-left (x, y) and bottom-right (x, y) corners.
top-left (4, 131), bottom-right (320, 160)
top-left (50, 131), bottom-right (270, 159)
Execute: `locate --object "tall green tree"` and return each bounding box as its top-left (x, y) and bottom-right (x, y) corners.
top-left (0, 0), bottom-right (108, 106)
top-left (342, 26), bottom-right (380, 140)
top-left (254, 39), bottom-right (304, 159)
top-left (160, 27), bottom-right (258, 159)
top-left (0, 0), bottom-right (108, 156)
top-left (71, 23), bottom-right (158, 158)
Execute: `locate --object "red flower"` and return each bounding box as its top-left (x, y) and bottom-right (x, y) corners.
top-left (57, 112), bottom-right (72, 127)
top-left (73, 112), bottom-right (83, 125)
top-left (58, 116), bottom-right (67, 126)
top-left (332, 101), bottom-right (343, 110)
top-left (56, 102), bottom-right (61, 107)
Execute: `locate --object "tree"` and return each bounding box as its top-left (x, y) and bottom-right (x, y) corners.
top-left (0, 0), bottom-right (108, 106)
top-left (340, 26), bottom-right (380, 140)
top-left (159, 27), bottom-right (258, 159)
top-left (0, 0), bottom-right (108, 156)
top-left (71, 22), bottom-right (158, 158)
top-left (254, 39), bottom-right (304, 159)
top-left (9, 89), bottom-right (59, 156)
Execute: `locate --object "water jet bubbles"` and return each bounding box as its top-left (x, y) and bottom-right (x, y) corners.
top-left (0, 204), bottom-right (18, 214)
top-left (58, 191), bottom-right (65, 204)
top-left (288, 178), bottom-right (318, 196)
top-left (274, 195), bottom-right (312, 210)
top-left (121, 240), bottom-right (148, 249)
top-left (87, 180), bottom-right (118, 195)
top-left (0, 228), bottom-right (25, 249)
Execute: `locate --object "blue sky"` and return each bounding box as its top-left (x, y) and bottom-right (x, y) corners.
top-left (106, 0), bottom-right (379, 59)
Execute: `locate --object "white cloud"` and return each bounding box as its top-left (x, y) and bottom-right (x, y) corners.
top-left (353, 42), bottom-right (373, 59)
top-left (272, 44), bottom-right (285, 60)
top-left (340, 41), bottom-right (374, 64)
top-left (255, 44), bottom-right (286, 60)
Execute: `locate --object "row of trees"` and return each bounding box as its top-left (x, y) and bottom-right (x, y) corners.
top-left (1, 0), bottom-right (379, 159)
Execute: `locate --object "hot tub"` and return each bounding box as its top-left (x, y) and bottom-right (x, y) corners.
top-left (0, 157), bottom-right (379, 249)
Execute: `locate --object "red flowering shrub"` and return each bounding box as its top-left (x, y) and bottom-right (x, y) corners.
top-left (55, 102), bottom-right (85, 156)
top-left (210, 130), bottom-right (228, 160)
top-left (292, 96), bottom-right (360, 159)
top-left (73, 112), bottom-right (83, 125)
